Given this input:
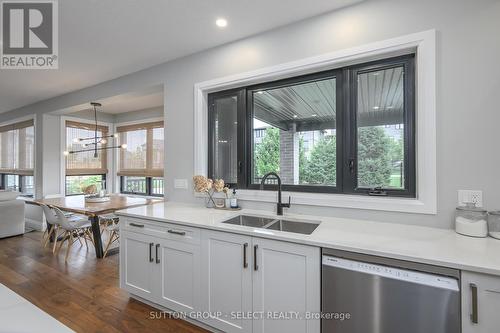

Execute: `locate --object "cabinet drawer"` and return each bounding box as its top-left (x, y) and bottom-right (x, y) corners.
top-left (122, 217), bottom-right (200, 244)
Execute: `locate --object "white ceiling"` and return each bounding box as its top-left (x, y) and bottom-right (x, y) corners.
top-left (56, 85), bottom-right (164, 115)
top-left (0, 0), bottom-right (360, 114)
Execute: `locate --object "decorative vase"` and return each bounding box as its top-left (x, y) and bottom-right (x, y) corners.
top-left (205, 191), bottom-right (216, 208)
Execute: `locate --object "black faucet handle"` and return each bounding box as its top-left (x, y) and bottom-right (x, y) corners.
top-left (285, 196), bottom-right (291, 207)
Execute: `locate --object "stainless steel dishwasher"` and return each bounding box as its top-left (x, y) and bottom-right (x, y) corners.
top-left (322, 249), bottom-right (460, 333)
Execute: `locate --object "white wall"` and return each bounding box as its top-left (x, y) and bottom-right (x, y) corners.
top-left (2, 0), bottom-right (499, 229)
top-left (41, 114), bottom-right (62, 197)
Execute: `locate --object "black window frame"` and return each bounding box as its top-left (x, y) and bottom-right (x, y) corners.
top-left (344, 55), bottom-right (416, 197)
top-left (0, 174), bottom-right (34, 197)
top-left (207, 88), bottom-right (247, 189)
top-left (65, 174), bottom-right (107, 196)
top-left (245, 69), bottom-right (344, 194)
top-left (207, 54), bottom-right (416, 198)
top-left (120, 176), bottom-right (164, 197)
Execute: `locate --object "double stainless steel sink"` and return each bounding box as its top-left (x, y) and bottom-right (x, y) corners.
top-left (222, 214), bottom-right (320, 235)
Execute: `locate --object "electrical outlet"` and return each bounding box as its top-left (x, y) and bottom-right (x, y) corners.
top-left (174, 179), bottom-right (188, 189)
top-left (458, 190), bottom-right (483, 207)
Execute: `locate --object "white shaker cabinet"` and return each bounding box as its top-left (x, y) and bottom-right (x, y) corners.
top-left (120, 230), bottom-right (157, 301)
top-left (462, 271), bottom-right (500, 333)
top-left (252, 237), bottom-right (320, 333)
top-left (200, 230), bottom-right (320, 333)
top-left (120, 219), bottom-right (202, 314)
top-left (156, 237), bottom-right (201, 313)
top-left (201, 230), bottom-right (253, 333)
top-left (120, 218), bottom-right (320, 333)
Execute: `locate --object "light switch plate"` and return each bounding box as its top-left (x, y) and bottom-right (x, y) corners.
top-left (174, 179), bottom-right (188, 189)
top-left (458, 190), bottom-right (483, 207)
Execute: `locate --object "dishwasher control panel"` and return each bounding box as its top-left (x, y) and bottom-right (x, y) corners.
top-left (322, 255), bottom-right (459, 291)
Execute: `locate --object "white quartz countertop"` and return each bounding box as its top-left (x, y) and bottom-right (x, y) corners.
top-left (0, 283), bottom-right (74, 332)
top-left (116, 202), bottom-right (500, 276)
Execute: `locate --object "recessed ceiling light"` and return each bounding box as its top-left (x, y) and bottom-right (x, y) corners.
top-left (311, 114), bottom-right (317, 117)
top-left (373, 106), bottom-right (380, 110)
top-left (293, 115), bottom-right (298, 118)
top-left (216, 18), bottom-right (228, 28)
top-left (256, 91), bottom-right (264, 94)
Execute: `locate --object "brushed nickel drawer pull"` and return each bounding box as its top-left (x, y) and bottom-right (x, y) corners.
top-left (243, 243), bottom-right (248, 268)
top-left (149, 242), bottom-right (154, 262)
top-left (168, 230), bottom-right (186, 236)
top-left (470, 283), bottom-right (478, 324)
top-left (254, 245), bottom-right (258, 271)
top-left (130, 223), bottom-right (145, 228)
top-left (155, 244), bottom-right (160, 264)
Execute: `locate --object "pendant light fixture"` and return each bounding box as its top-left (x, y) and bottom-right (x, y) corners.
top-left (63, 102), bottom-right (127, 157)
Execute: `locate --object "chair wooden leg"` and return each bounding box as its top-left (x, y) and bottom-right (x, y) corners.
top-left (56, 231), bottom-right (68, 254)
top-left (103, 230), bottom-right (114, 258)
top-left (82, 229), bottom-right (89, 248)
top-left (52, 227), bottom-right (60, 254)
top-left (43, 227), bottom-right (54, 248)
top-left (41, 229), bottom-right (48, 245)
top-left (103, 230), bottom-right (119, 258)
top-left (76, 232), bottom-right (83, 246)
top-left (87, 228), bottom-right (95, 247)
top-left (65, 233), bottom-right (74, 262)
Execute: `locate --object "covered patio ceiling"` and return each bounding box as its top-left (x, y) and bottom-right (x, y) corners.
top-left (253, 66), bottom-right (404, 131)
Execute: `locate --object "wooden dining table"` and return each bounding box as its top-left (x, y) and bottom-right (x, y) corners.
top-left (32, 195), bottom-right (163, 258)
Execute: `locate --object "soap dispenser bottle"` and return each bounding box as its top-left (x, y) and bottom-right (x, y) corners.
top-left (230, 188), bottom-right (238, 208)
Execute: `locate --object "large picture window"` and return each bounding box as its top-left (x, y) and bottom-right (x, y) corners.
top-left (0, 119), bottom-right (35, 196)
top-left (117, 121), bottom-right (164, 196)
top-left (208, 54), bottom-right (415, 197)
top-left (65, 121), bottom-right (108, 195)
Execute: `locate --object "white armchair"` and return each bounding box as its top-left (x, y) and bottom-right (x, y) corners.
top-left (0, 191), bottom-right (25, 238)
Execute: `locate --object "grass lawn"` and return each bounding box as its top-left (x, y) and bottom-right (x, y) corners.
top-left (390, 173), bottom-right (403, 188)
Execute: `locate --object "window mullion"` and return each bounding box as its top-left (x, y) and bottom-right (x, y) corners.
top-left (237, 88), bottom-right (247, 189)
top-left (336, 68), bottom-right (347, 194)
top-left (343, 66), bottom-right (358, 194)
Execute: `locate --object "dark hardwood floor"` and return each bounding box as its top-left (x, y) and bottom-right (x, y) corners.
top-left (0, 231), bottom-right (208, 333)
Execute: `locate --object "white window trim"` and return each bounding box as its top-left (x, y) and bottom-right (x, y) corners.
top-left (193, 30), bottom-right (437, 214)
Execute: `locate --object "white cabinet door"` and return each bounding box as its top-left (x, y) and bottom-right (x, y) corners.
top-left (252, 238), bottom-right (320, 333)
top-left (462, 271), bottom-right (500, 333)
top-left (120, 230), bottom-right (156, 301)
top-left (201, 230), bottom-right (253, 333)
top-left (155, 238), bottom-right (201, 313)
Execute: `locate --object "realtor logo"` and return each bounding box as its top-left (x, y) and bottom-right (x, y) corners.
top-left (1, 0), bottom-right (58, 69)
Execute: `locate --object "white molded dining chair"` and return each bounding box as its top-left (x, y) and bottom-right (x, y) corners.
top-left (99, 213), bottom-right (119, 236)
top-left (40, 204), bottom-right (61, 253)
top-left (44, 206), bottom-right (94, 261)
top-left (103, 223), bottom-right (119, 258)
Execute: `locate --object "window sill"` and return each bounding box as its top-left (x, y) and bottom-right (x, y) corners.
top-left (195, 189), bottom-right (435, 215)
